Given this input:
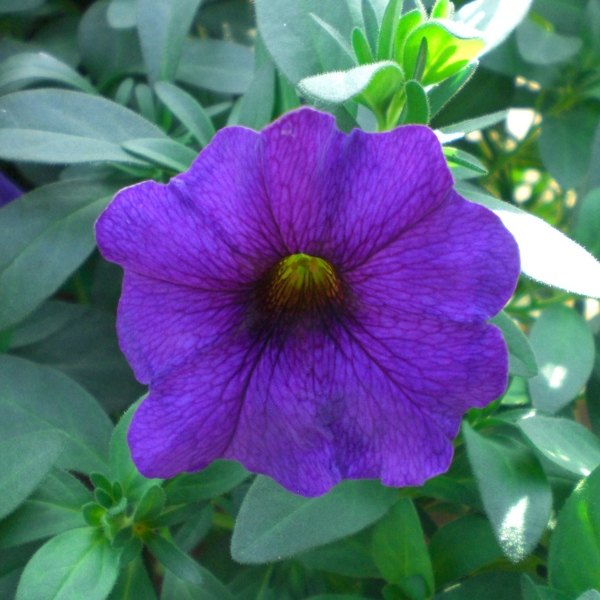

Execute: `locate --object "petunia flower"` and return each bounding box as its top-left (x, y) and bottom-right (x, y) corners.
top-left (96, 107), bottom-right (519, 497)
top-left (0, 170), bottom-right (22, 208)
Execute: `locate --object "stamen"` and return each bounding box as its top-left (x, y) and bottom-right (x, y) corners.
top-left (259, 253), bottom-right (343, 314)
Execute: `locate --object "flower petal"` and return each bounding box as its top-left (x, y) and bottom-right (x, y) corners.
top-left (347, 190), bottom-right (520, 322)
top-left (129, 311), bottom-right (507, 496)
top-left (95, 127), bottom-right (281, 288)
top-left (117, 272), bottom-right (248, 383)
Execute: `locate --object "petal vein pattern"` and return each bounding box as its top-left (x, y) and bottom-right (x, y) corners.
top-left (96, 107), bottom-right (520, 497)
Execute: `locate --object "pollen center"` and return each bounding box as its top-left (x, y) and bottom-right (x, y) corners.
top-left (260, 253), bottom-right (343, 314)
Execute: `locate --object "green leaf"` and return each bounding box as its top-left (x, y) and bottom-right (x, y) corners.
top-left (298, 529), bottom-right (380, 578)
top-left (577, 592), bottom-right (600, 600)
top-left (429, 514), bottom-right (502, 586)
top-left (456, 183), bottom-right (600, 299)
top-left (177, 39), bottom-right (253, 95)
top-left (134, 84), bottom-right (155, 123)
top-left (299, 61), bottom-right (402, 105)
top-left (521, 575), bottom-right (543, 600)
top-left (145, 534), bottom-right (202, 586)
top-left (433, 572), bottom-right (523, 599)
top-left (0, 52), bottom-right (97, 96)
top-left (539, 108), bottom-right (599, 192)
top-left (109, 399), bottom-right (160, 502)
top-left (403, 22), bottom-right (484, 85)
top-left (456, 0), bottom-right (534, 53)
top-left (154, 81), bottom-right (215, 147)
top-left (428, 61), bottom-right (477, 118)
top-left (516, 18), bottom-right (582, 66)
top-left (489, 311), bottom-right (538, 378)
top-left (403, 80), bottom-right (429, 125)
top-left (107, 0), bottom-right (137, 29)
top-left (133, 486), bottom-right (165, 523)
top-left (0, 89), bottom-right (167, 165)
top-left (231, 476), bottom-right (397, 563)
top-left (362, 0), bottom-right (380, 52)
top-left (16, 528), bottom-right (121, 600)
top-left (575, 188), bottom-right (600, 259)
top-left (352, 27), bottom-right (374, 64)
top-left (255, 0), bottom-right (357, 85)
top-left (8, 301), bottom-right (75, 349)
top-left (122, 138), bottom-right (197, 173)
top-left (108, 558), bottom-right (157, 600)
top-left (0, 0), bottom-right (46, 12)
top-left (0, 542), bottom-right (44, 599)
top-left (309, 13), bottom-right (355, 62)
top-left (393, 9), bottom-right (423, 64)
top-left (0, 431), bottom-right (64, 521)
top-left (443, 147), bottom-right (487, 174)
top-left (431, 0), bottom-right (450, 19)
top-left (0, 180), bottom-right (121, 329)
top-left (0, 355), bottom-right (112, 473)
top-left (440, 109), bottom-right (508, 137)
top-left (377, 0), bottom-right (403, 60)
top-left (83, 503), bottom-right (105, 528)
top-left (0, 469), bottom-right (91, 549)
top-left (463, 423), bottom-right (552, 562)
top-left (549, 465), bottom-right (600, 595)
top-left (163, 460), bottom-right (249, 504)
top-left (528, 306), bottom-right (595, 412)
top-left (372, 498), bottom-right (433, 594)
top-left (77, 1), bottom-right (144, 86)
top-left (237, 61), bottom-right (276, 131)
top-left (137, 0), bottom-right (202, 83)
top-left (13, 305), bottom-right (146, 413)
top-left (160, 570), bottom-right (234, 600)
top-left (520, 414), bottom-right (600, 477)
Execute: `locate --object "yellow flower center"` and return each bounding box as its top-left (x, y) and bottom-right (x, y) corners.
top-left (260, 253), bottom-right (343, 314)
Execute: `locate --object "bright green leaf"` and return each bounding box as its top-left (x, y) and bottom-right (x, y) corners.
top-left (404, 22), bottom-right (484, 85)
top-left (393, 9), bottom-right (423, 64)
top-left (403, 80), bottom-right (429, 124)
top-left (377, 0), bottom-right (403, 60)
top-left (549, 466), bottom-right (600, 595)
top-left (352, 27), bottom-right (374, 64)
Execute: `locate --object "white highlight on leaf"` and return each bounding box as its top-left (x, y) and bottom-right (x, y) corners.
top-left (456, 0), bottom-right (534, 54)
top-left (457, 183), bottom-right (600, 299)
top-left (499, 496), bottom-right (529, 562)
top-left (541, 363), bottom-right (568, 390)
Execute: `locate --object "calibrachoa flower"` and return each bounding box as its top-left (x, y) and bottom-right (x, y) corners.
top-left (0, 170), bottom-right (22, 208)
top-left (96, 108), bottom-right (519, 497)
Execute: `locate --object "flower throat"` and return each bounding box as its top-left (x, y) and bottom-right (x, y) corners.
top-left (259, 253), bottom-right (343, 314)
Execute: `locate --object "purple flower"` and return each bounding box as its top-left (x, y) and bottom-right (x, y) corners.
top-left (0, 170), bottom-right (22, 208)
top-left (96, 108), bottom-right (519, 497)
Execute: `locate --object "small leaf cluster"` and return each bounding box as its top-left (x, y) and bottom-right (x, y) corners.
top-left (298, 0), bottom-right (484, 130)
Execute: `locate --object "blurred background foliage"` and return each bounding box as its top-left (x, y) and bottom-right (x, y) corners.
top-left (1, 0), bottom-right (600, 599)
